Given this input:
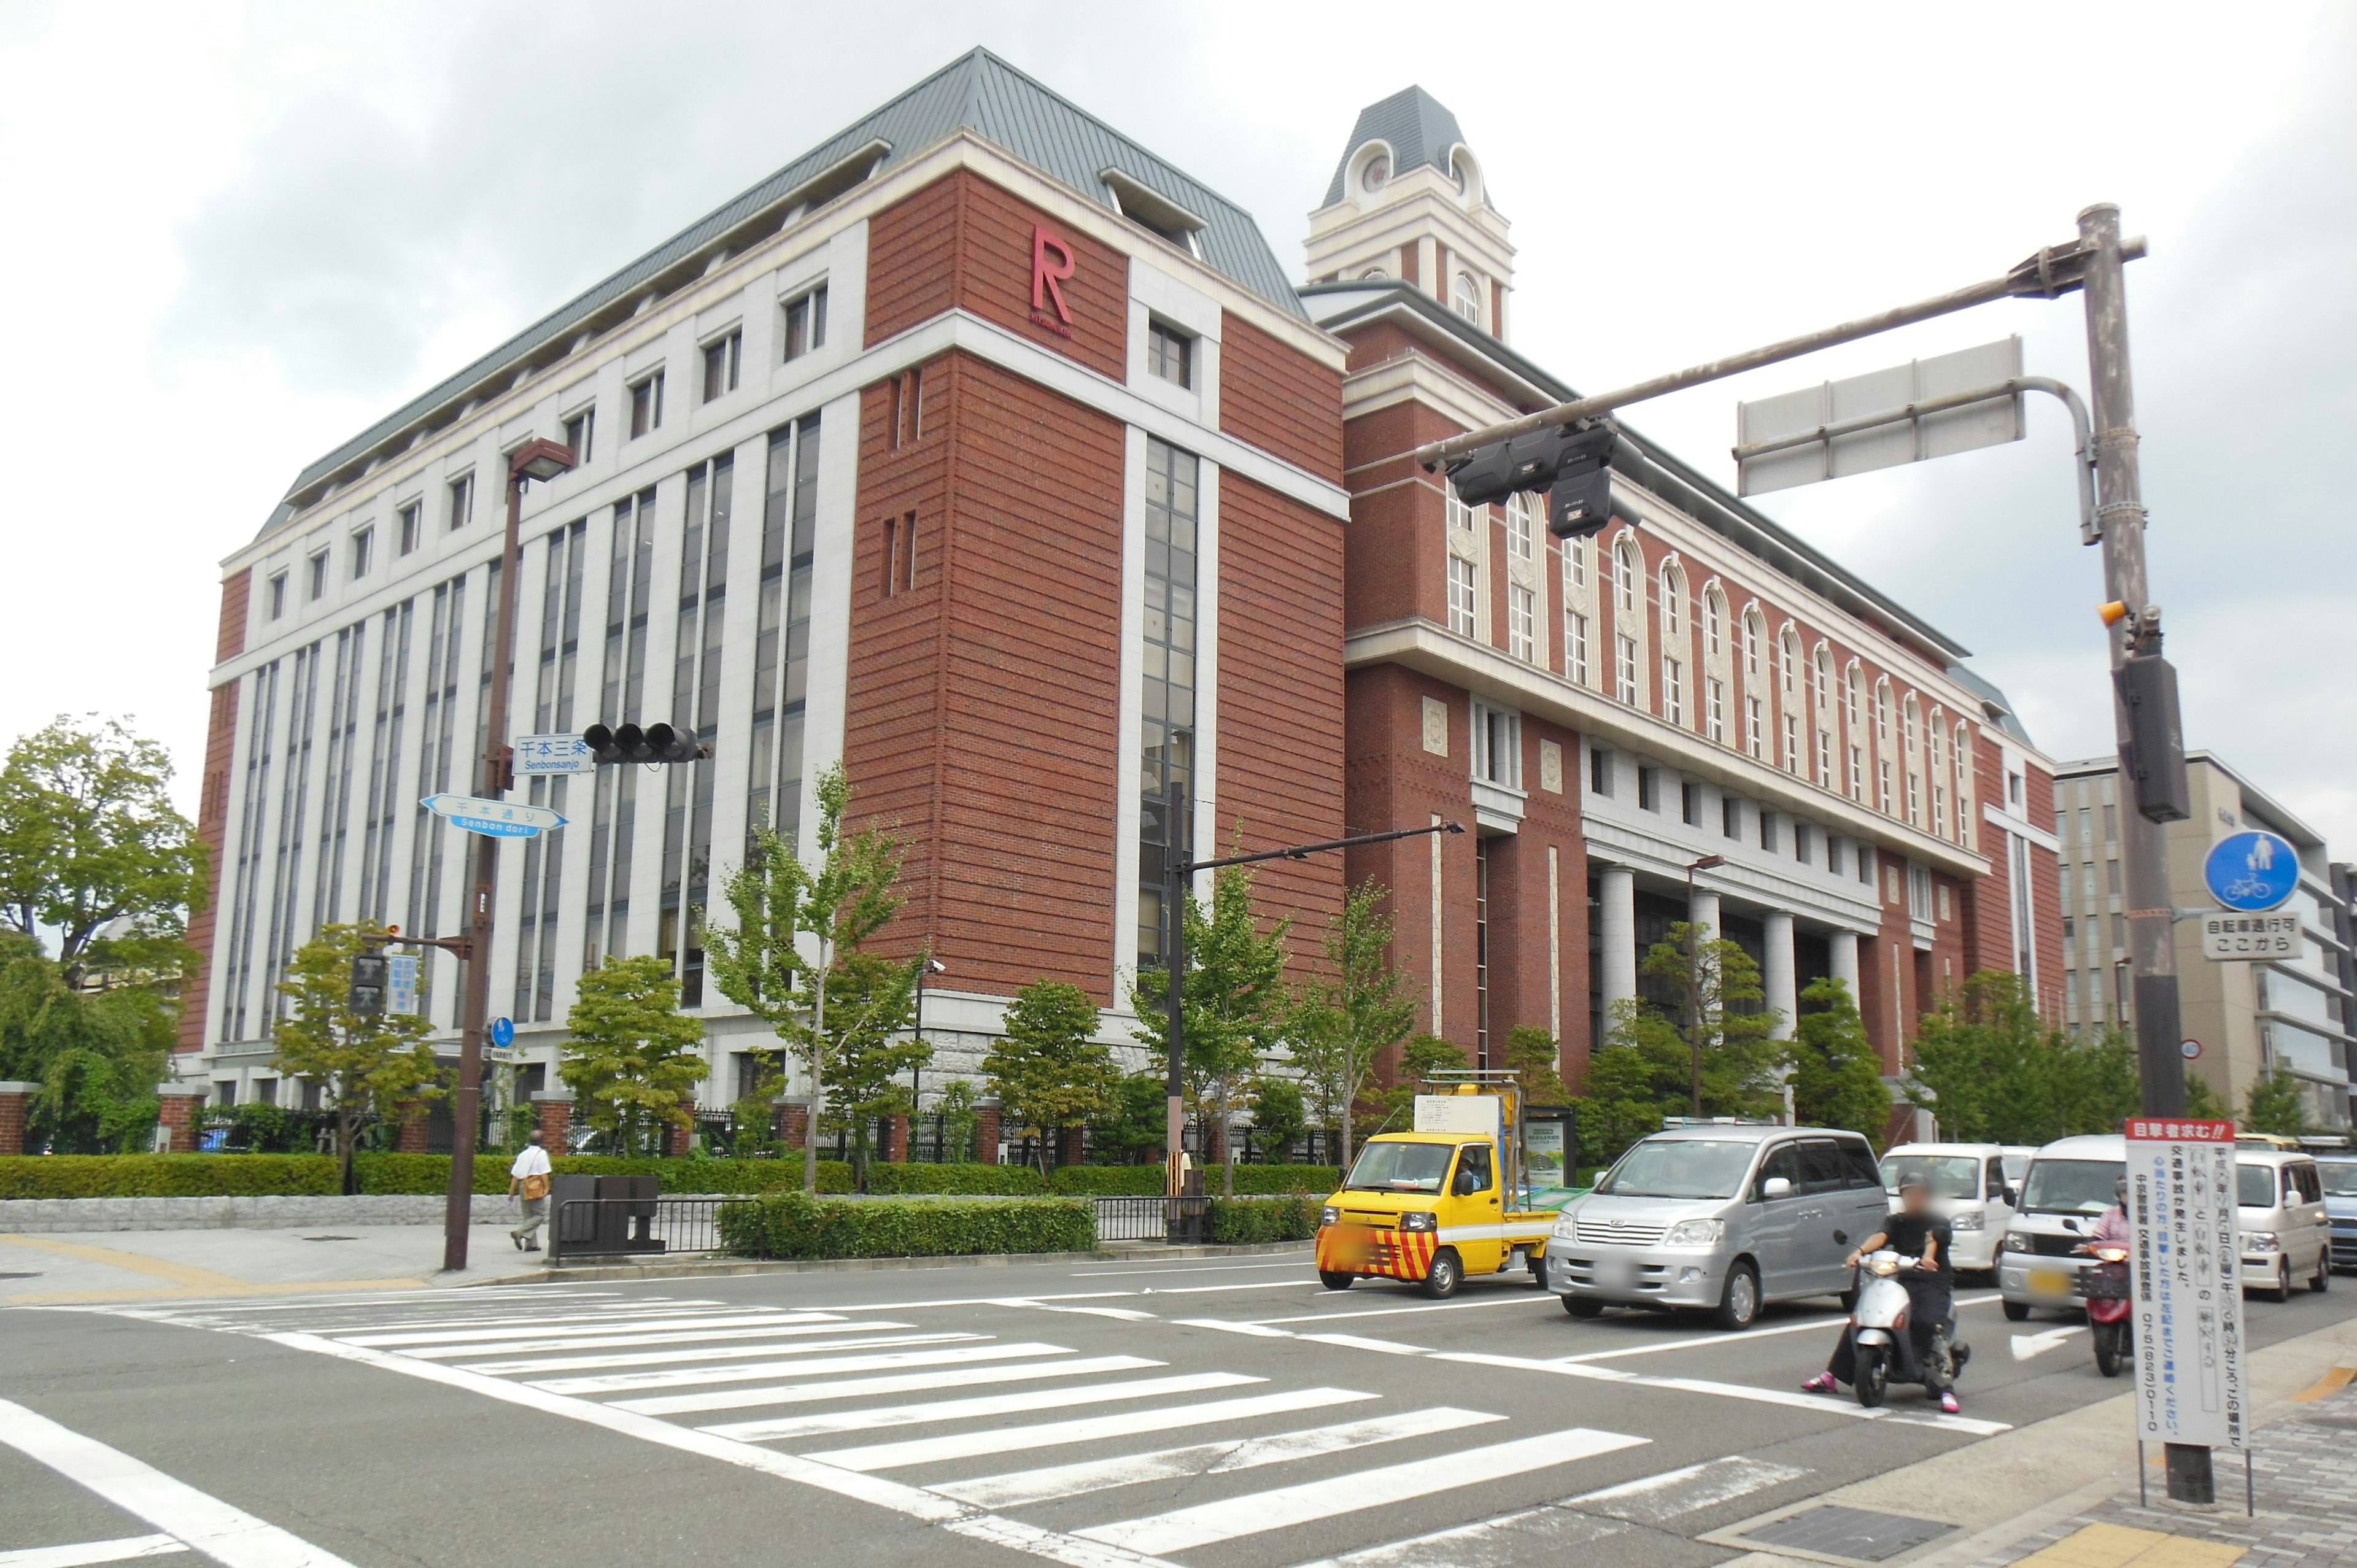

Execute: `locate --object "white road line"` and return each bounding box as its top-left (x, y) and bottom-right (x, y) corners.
top-left (1435, 1352), bottom-right (2011, 1436)
top-left (260, 1335), bottom-right (1186, 1568)
top-left (460, 1332), bottom-right (979, 1375)
top-left (275, 1301), bottom-right (739, 1335)
top-left (1066, 1262), bottom-right (1312, 1278)
top-left (409, 1319), bottom-right (910, 1362)
top-left (615, 1355), bottom-right (1165, 1417)
top-left (533, 1342), bottom-right (1067, 1396)
top-left (1554, 1292), bottom-right (2004, 1363)
top-left (0, 1536), bottom-right (187, 1567)
top-left (110, 1286), bottom-right (621, 1313)
top-left (1174, 1318), bottom-right (1292, 1338)
top-left (809, 1388), bottom-right (1377, 1473)
top-left (1250, 1295), bottom-right (1549, 1326)
top-left (1075, 1427), bottom-right (1651, 1556)
top-left (337, 1311), bottom-right (814, 1348)
top-left (1565, 1454), bottom-right (1809, 1523)
top-left (1299, 1334), bottom-right (1429, 1356)
top-left (0, 1399), bottom-right (358, 1568)
top-left (1027, 1306), bottom-right (1159, 1322)
top-left (933, 1407), bottom-right (1502, 1510)
top-left (2010, 1326), bottom-right (2086, 1361)
top-left (701, 1373), bottom-right (1262, 1443)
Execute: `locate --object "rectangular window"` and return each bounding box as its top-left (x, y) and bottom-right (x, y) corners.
top-left (1848, 744), bottom-right (1864, 801)
top-left (1508, 584), bottom-right (1535, 662)
top-left (1784, 713), bottom-right (1800, 774)
top-left (1504, 494), bottom-right (1533, 563)
top-left (307, 551), bottom-right (329, 601)
top-left (2111, 913), bottom-right (2126, 947)
top-left (1662, 657), bottom-right (1683, 725)
top-left (1933, 783), bottom-right (1948, 838)
top-left (1447, 557), bottom-right (1477, 637)
top-left (2102, 803), bottom-right (2118, 840)
top-left (1566, 611), bottom-right (1590, 686)
top-left (1681, 780), bottom-right (1701, 826)
top-left (1829, 836), bottom-right (1844, 875)
top-left (1858, 843), bottom-right (1873, 884)
top-left (396, 502), bottom-right (421, 556)
top-left (744, 414), bottom-right (822, 849)
top-left (562, 407), bottom-right (595, 465)
top-left (702, 331), bottom-right (741, 403)
top-left (1589, 746), bottom-right (1611, 796)
top-left (1722, 797), bottom-right (1741, 840)
top-left (2107, 858), bottom-right (2122, 894)
top-left (881, 511), bottom-right (917, 597)
top-left (782, 284), bottom-right (829, 362)
top-left (1878, 759), bottom-right (1893, 814)
top-left (349, 527), bottom-right (372, 580)
top-left (1795, 822), bottom-right (1811, 864)
top-left (1906, 771), bottom-right (1922, 825)
top-left (1706, 678), bottom-right (1725, 743)
top-left (1746, 696), bottom-right (1763, 760)
top-left (1138, 436), bottom-right (1200, 965)
top-left (2078, 806), bottom-right (2093, 843)
top-left (446, 473), bottom-right (473, 531)
top-left (267, 572), bottom-right (287, 620)
top-left (1638, 766), bottom-right (1659, 813)
top-left (629, 371), bottom-right (664, 438)
top-left (1146, 319), bottom-right (1193, 387)
top-left (1472, 703), bottom-right (1520, 787)
top-left (1568, 535), bottom-right (1588, 591)
top-left (1616, 635), bottom-right (1638, 705)
top-left (1759, 811), bottom-right (1779, 853)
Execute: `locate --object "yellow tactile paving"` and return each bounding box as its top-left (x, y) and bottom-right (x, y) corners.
top-left (1, 1233), bottom-right (425, 1303)
top-left (2291, 1365), bottom-right (2355, 1402)
top-left (2018, 1523), bottom-right (2244, 1568)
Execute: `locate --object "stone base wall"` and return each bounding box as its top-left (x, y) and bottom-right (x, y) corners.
top-left (0, 1194), bottom-right (519, 1234)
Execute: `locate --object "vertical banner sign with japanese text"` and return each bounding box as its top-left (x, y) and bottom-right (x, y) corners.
top-left (2127, 1118), bottom-right (2245, 1451)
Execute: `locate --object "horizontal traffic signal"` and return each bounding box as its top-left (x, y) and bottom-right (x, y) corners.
top-left (582, 722), bottom-right (706, 764)
top-left (1443, 420), bottom-right (1621, 540)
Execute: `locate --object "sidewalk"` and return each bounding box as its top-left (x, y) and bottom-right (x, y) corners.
top-left (0, 1222), bottom-right (548, 1305)
top-left (1708, 1313), bottom-right (2357, 1568)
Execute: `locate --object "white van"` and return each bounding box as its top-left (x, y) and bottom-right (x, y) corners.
top-left (2236, 1148), bottom-right (2331, 1300)
top-left (1998, 1134), bottom-right (2123, 1318)
top-left (1879, 1142), bottom-right (2018, 1273)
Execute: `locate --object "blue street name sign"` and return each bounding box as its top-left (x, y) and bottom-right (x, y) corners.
top-left (2203, 830), bottom-right (2298, 913)
top-left (420, 793), bottom-right (566, 839)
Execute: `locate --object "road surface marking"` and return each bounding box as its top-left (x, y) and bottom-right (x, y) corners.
top-left (0, 1399), bottom-right (358, 1567)
top-left (457, 1329), bottom-right (956, 1375)
top-left (1565, 1454), bottom-right (1810, 1523)
top-left (412, 1319), bottom-right (907, 1362)
top-left (1553, 1292), bottom-right (2005, 1363)
top-left (1175, 1318), bottom-right (1293, 1338)
top-left (933, 1407), bottom-right (1502, 1510)
top-left (337, 1310), bottom-right (810, 1347)
top-left (1436, 1351), bottom-right (2011, 1435)
top-left (1250, 1295), bottom-right (1550, 1326)
top-left (613, 1354), bottom-right (1165, 1417)
top-left (124, 1287), bottom-right (625, 1315)
top-left (533, 1341), bottom-right (1072, 1396)
top-left (1075, 1426), bottom-right (1649, 1555)
top-left (0, 1537), bottom-right (187, 1567)
top-left (2011, 1326), bottom-right (2088, 1361)
top-left (1067, 1261), bottom-right (1312, 1278)
top-left (700, 1373), bottom-right (1263, 1443)
top-left (1022, 1305), bottom-right (1159, 1321)
top-left (286, 1300), bottom-right (743, 1335)
top-left (1301, 1333), bottom-right (1430, 1356)
top-left (808, 1388), bottom-right (1376, 1472)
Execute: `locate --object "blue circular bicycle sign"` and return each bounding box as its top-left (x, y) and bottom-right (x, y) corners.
top-left (2204, 830), bottom-right (2298, 912)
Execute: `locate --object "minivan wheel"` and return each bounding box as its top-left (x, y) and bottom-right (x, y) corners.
top-left (1420, 1248), bottom-right (1463, 1300)
top-left (2312, 1253), bottom-right (2331, 1294)
top-left (2002, 1299), bottom-right (2030, 1322)
top-left (1563, 1295), bottom-right (1604, 1319)
top-left (1714, 1261), bottom-right (1761, 1330)
top-left (2265, 1259), bottom-right (2292, 1303)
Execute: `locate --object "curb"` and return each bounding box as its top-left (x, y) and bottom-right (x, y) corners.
top-left (466, 1239), bottom-right (1315, 1287)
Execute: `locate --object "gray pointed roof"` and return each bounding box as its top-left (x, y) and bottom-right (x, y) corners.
top-left (258, 47), bottom-right (1302, 542)
top-left (1321, 85), bottom-right (1468, 207)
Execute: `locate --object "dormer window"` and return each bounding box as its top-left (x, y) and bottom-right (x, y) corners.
top-left (1361, 153), bottom-right (1389, 192)
top-left (1450, 155), bottom-right (1468, 194)
top-left (1360, 266), bottom-right (1388, 280)
top-left (1452, 272), bottom-right (1483, 326)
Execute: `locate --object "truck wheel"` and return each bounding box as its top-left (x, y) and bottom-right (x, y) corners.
top-left (1420, 1248), bottom-right (1463, 1299)
top-left (1530, 1257), bottom-right (1549, 1289)
top-left (2002, 1299), bottom-right (2030, 1322)
top-left (1563, 1296), bottom-right (1604, 1319)
top-left (1318, 1270), bottom-right (1356, 1292)
top-left (1713, 1261), bottom-right (1761, 1330)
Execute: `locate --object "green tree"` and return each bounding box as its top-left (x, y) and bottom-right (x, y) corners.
top-left (1092, 1072), bottom-right (1171, 1164)
top-left (986, 979), bottom-right (1120, 1177)
top-left (1248, 1075), bottom-right (1308, 1156)
top-left (2243, 1068), bottom-right (2313, 1138)
top-left (1501, 1025), bottom-right (1571, 1105)
top-left (706, 764), bottom-right (920, 1193)
top-left (1574, 926), bottom-right (1784, 1168)
top-left (560, 955), bottom-right (708, 1154)
top-left (1131, 860), bottom-right (1293, 1195)
top-left (1786, 978), bottom-right (1892, 1141)
top-left (935, 1078), bottom-right (981, 1163)
top-left (1907, 971), bottom-right (2139, 1143)
top-left (270, 922), bottom-right (442, 1192)
top-left (818, 951), bottom-right (925, 1191)
top-left (0, 717), bottom-right (206, 986)
top-left (0, 932), bottom-right (172, 1153)
top-left (1287, 879), bottom-right (1420, 1164)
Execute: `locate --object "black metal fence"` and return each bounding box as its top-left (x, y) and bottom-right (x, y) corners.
top-left (548, 1195), bottom-right (758, 1261)
top-left (1091, 1195), bottom-right (1212, 1245)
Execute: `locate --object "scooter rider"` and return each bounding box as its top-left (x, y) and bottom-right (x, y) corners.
top-left (1803, 1173), bottom-right (1965, 1413)
top-left (2086, 1176), bottom-right (2131, 1245)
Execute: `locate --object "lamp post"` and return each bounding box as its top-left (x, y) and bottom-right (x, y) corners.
top-left (443, 437), bottom-right (576, 1273)
top-left (1684, 854), bottom-right (1726, 1118)
top-left (911, 955), bottom-right (945, 1140)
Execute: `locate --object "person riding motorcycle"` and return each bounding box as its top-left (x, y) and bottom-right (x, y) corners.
top-left (1803, 1172), bottom-right (1967, 1413)
top-left (2086, 1176), bottom-right (2131, 1245)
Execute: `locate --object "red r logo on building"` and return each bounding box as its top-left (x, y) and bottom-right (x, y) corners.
top-left (1031, 225), bottom-right (1075, 336)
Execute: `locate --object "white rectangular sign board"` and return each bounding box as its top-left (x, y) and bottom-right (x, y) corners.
top-left (386, 954), bottom-right (420, 1017)
top-left (1413, 1094), bottom-right (1501, 1140)
top-left (516, 733), bottom-right (595, 776)
top-left (1737, 336), bottom-right (2024, 496)
top-left (2200, 912), bottom-right (2299, 961)
top-left (2127, 1116), bottom-right (2246, 1451)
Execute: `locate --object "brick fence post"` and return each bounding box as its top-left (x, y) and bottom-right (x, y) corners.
top-left (397, 1108), bottom-right (430, 1153)
top-left (156, 1084), bottom-right (206, 1154)
top-left (1055, 1124), bottom-right (1086, 1171)
top-left (0, 1081), bottom-right (36, 1156)
top-left (973, 1098), bottom-right (1002, 1166)
top-left (884, 1113), bottom-right (910, 1164)
top-left (773, 1095), bottom-right (810, 1152)
top-left (530, 1089), bottom-right (571, 1154)
top-left (669, 1102), bottom-right (696, 1157)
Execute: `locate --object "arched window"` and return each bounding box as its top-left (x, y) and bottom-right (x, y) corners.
top-left (1875, 679), bottom-right (1893, 744)
top-left (1659, 562), bottom-right (1685, 638)
top-left (1359, 266), bottom-right (1388, 280)
top-left (1614, 537), bottom-right (1639, 615)
top-left (1743, 610), bottom-right (1764, 679)
top-left (1813, 645), bottom-right (1832, 718)
top-left (1954, 720), bottom-right (1975, 846)
top-left (1704, 586), bottom-right (1725, 657)
top-left (1779, 628), bottom-right (1800, 699)
top-left (1504, 492), bottom-right (1534, 562)
top-left (1452, 272), bottom-right (1484, 325)
top-left (1903, 694), bottom-right (1920, 753)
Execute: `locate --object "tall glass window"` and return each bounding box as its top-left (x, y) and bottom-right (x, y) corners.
top-left (314, 622), bottom-right (366, 930)
top-left (747, 415), bottom-right (821, 848)
top-left (662, 453), bottom-right (731, 1006)
top-left (514, 520), bottom-right (587, 1022)
top-left (263, 643), bottom-right (320, 1027)
top-left (584, 487), bottom-right (658, 971)
top-left (407, 574), bottom-right (468, 1021)
top-left (358, 601), bottom-right (412, 923)
top-left (223, 659), bottom-right (280, 1041)
top-left (1138, 437), bottom-right (1199, 965)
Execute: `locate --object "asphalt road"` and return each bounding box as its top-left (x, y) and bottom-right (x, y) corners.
top-left (4, 1254), bottom-right (2350, 1568)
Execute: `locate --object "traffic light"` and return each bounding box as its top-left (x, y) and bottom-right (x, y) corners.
top-left (349, 950), bottom-right (387, 1016)
top-left (1443, 421), bottom-right (1620, 540)
top-left (2115, 650), bottom-right (2189, 824)
top-left (582, 722), bottom-right (706, 765)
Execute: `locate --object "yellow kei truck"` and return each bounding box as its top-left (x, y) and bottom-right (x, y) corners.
top-left (1315, 1072), bottom-right (1560, 1298)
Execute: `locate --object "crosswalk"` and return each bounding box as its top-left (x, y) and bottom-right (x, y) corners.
top-left (85, 1286), bottom-right (1808, 1566)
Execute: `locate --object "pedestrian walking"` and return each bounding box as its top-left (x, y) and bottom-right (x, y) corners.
top-left (508, 1130), bottom-right (553, 1251)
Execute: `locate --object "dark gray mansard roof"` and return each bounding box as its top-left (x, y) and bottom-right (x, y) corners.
top-left (1321, 85), bottom-right (1466, 207)
top-left (257, 47), bottom-right (1303, 543)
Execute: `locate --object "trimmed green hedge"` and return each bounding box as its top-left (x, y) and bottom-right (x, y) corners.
top-left (866, 1162), bottom-right (1045, 1195)
top-left (717, 1192), bottom-right (1096, 1260)
top-left (1210, 1194), bottom-right (1323, 1245)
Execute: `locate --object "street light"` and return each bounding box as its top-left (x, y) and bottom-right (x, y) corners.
top-left (911, 955), bottom-right (945, 1123)
top-left (1685, 854), bottom-right (1727, 1118)
top-left (442, 436), bottom-right (576, 1273)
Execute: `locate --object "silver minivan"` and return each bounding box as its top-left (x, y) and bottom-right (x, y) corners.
top-left (1547, 1124), bottom-right (1889, 1330)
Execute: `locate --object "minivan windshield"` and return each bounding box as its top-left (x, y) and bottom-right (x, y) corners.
top-left (2321, 1162), bottom-right (2357, 1198)
top-left (2238, 1163), bottom-right (2278, 1207)
top-left (1882, 1154), bottom-right (1981, 1199)
top-left (1596, 1139), bottom-right (1755, 1200)
top-left (2021, 1158), bottom-right (2122, 1215)
top-left (1344, 1141), bottom-right (1453, 1194)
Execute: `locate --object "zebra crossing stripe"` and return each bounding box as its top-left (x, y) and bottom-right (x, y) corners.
top-left (412, 1319), bottom-right (913, 1363)
top-left (1074, 1426), bottom-right (1650, 1556)
top-left (806, 1388), bottom-right (1377, 1473)
top-left (457, 1330), bottom-right (958, 1375)
top-left (0, 1534), bottom-right (188, 1566)
top-left (699, 1372), bottom-right (1262, 1443)
top-left (531, 1342), bottom-right (1070, 1396)
top-left (613, 1355), bottom-right (1165, 1418)
top-left (281, 1300), bottom-right (742, 1335)
top-left (931, 1407), bottom-right (1503, 1510)
top-left (338, 1312), bottom-right (810, 1348)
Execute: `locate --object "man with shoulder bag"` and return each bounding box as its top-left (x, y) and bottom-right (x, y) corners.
top-left (508, 1130), bottom-right (554, 1252)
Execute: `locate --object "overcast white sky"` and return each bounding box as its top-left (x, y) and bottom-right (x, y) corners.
top-left (4, 2), bottom-right (2351, 848)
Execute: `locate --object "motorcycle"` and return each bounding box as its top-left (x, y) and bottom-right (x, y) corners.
top-left (1845, 1248), bottom-right (1970, 1408)
top-left (2081, 1242), bottom-right (2132, 1377)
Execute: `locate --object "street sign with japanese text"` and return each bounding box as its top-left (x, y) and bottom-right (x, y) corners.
top-left (516, 734), bottom-right (595, 777)
top-left (2126, 1117), bottom-right (2245, 1451)
top-left (421, 794), bottom-right (565, 838)
top-left (386, 954), bottom-right (420, 1016)
top-left (2200, 912), bottom-right (2299, 961)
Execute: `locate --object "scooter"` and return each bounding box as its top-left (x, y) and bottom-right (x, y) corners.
top-left (1845, 1249), bottom-right (1970, 1408)
top-left (2081, 1242), bottom-right (2132, 1377)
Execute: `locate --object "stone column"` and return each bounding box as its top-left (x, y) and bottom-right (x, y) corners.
top-left (530, 1089), bottom-right (572, 1154)
top-left (0, 1081), bottom-right (36, 1156)
top-left (1689, 890), bottom-right (1721, 944)
top-left (1763, 913), bottom-right (1798, 1041)
top-left (1830, 930), bottom-right (1862, 1003)
top-left (973, 1098), bottom-right (1002, 1165)
top-left (884, 1113), bottom-right (911, 1164)
top-left (156, 1084), bottom-right (206, 1154)
top-left (1599, 865), bottom-right (1638, 1019)
top-left (773, 1095), bottom-right (810, 1152)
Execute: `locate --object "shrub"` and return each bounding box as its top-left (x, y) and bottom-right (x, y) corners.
top-left (1209, 1193), bottom-right (1322, 1245)
top-left (1046, 1165), bottom-right (1164, 1196)
top-left (0, 1154), bottom-right (340, 1200)
top-left (865, 1163), bottom-right (1045, 1195)
top-left (717, 1192), bottom-right (1096, 1259)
